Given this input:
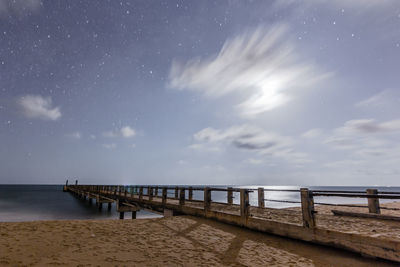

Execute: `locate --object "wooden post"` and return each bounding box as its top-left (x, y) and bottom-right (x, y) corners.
top-left (227, 187), bottom-right (233, 205)
top-left (367, 189), bottom-right (381, 214)
top-left (258, 187), bottom-right (265, 208)
top-left (189, 187), bottom-right (193, 201)
top-left (132, 211), bottom-right (136, 219)
top-left (300, 188), bottom-right (316, 228)
top-left (98, 202), bottom-right (103, 211)
top-left (139, 187), bottom-right (143, 200)
top-left (124, 187), bottom-right (127, 197)
top-left (240, 189), bottom-right (249, 219)
top-left (130, 186), bottom-right (134, 197)
top-left (120, 212), bottom-right (124, 219)
top-left (175, 186), bottom-right (179, 199)
top-left (154, 186), bottom-right (158, 196)
top-left (162, 187), bottom-right (167, 206)
top-left (179, 188), bottom-right (185, 205)
top-left (108, 202), bottom-right (112, 211)
top-left (149, 187), bottom-right (154, 201)
top-left (204, 187), bottom-right (211, 211)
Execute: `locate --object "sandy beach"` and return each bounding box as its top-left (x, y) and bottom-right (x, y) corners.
top-left (0, 215), bottom-right (397, 266)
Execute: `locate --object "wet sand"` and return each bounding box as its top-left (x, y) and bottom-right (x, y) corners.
top-left (0, 215), bottom-right (397, 266)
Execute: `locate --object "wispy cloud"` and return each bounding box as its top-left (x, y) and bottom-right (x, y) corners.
top-left (102, 143), bottom-right (116, 149)
top-left (103, 126), bottom-right (136, 138)
top-left (243, 158), bottom-right (263, 165)
top-left (302, 128), bottom-right (323, 139)
top-left (192, 125), bottom-right (309, 163)
top-left (324, 118), bottom-right (400, 151)
top-left (18, 95), bottom-right (61, 121)
top-left (120, 126), bottom-right (136, 138)
top-left (0, 0), bottom-right (42, 17)
top-left (356, 89), bottom-right (400, 109)
top-left (169, 24), bottom-right (330, 118)
top-left (188, 143), bottom-right (221, 152)
top-left (334, 119), bottom-right (400, 135)
top-left (274, 0), bottom-right (396, 11)
top-left (66, 132), bottom-right (81, 139)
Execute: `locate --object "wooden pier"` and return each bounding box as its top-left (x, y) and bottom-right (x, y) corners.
top-left (64, 183), bottom-right (400, 263)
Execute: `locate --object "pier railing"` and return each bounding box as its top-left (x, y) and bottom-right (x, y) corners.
top-left (65, 182), bottom-right (400, 228)
top-left (64, 183), bottom-right (400, 262)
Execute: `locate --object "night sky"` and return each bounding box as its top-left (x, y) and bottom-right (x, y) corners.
top-left (1, 0), bottom-right (400, 185)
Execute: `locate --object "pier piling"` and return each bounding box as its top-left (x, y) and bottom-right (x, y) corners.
top-left (189, 187), bottom-right (193, 201)
top-left (300, 188), bottom-right (315, 228)
top-left (179, 188), bottom-right (185, 205)
top-left (162, 187), bottom-right (167, 206)
top-left (204, 187), bottom-right (211, 211)
top-left (367, 189), bottom-right (380, 214)
top-left (227, 187), bottom-right (233, 205)
top-left (240, 189), bottom-right (249, 220)
top-left (258, 187), bottom-right (265, 208)
top-left (175, 186), bottom-right (179, 199)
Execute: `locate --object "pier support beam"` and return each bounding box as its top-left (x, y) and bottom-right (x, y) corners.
top-left (189, 187), bottom-right (193, 201)
top-left (240, 189), bottom-right (250, 219)
top-left (204, 187), bottom-right (211, 212)
top-left (258, 187), bottom-right (265, 208)
top-left (154, 187), bottom-right (158, 197)
top-left (149, 187), bottom-right (153, 201)
top-left (300, 188), bottom-right (315, 228)
top-left (227, 187), bottom-right (233, 205)
top-left (175, 186), bottom-right (179, 199)
top-left (139, 187), bottom-right (143, 200)
top-left (117, 200), bottom-right (138, 220)
top-left (162, 187), bottom-right (167, 206)
top-left (367, 189), bottom-right (380, 214)
top-left (108, 202), bottom-right (112, 211)
top-left (179, 188), bottom-right (185, 205)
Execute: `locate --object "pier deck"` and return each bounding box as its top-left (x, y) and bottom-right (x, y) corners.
top-left (64, 184), bottom-right (400, 263)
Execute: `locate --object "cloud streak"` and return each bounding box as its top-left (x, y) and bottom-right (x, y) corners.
top-left (334, 119), bottom-right (400, 135)
top-left (169, 24), bottom-right (329, 117)
top-left (0, 0), bottom-right (42, 17)
top-left (192, 125), bottom-right (309, 163)
top-left (66, 132), bottom-right (81, 139)
top-left (102, 143), bottom-right (116, 149)
top-left (103, 126), bottom-right (136, 138)
top-left (355, 89), bottom-right (400, 110)
top-left (18, 95), bottom-right (61, 121)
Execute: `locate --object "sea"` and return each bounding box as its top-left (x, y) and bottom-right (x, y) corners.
top-left (1, 184), bottom-right (399, 222)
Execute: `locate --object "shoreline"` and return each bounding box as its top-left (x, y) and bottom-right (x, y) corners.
top-left (1, 215), bottom-right (397, 266)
